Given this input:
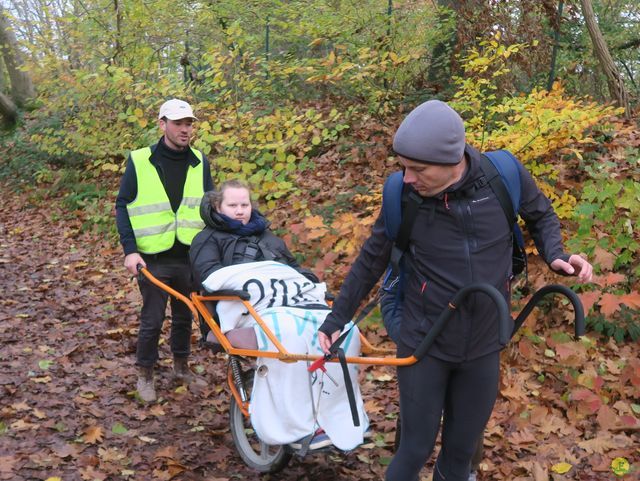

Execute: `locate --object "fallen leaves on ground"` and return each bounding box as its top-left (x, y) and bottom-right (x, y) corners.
top-left (0, 183), bottom-right (638, 480)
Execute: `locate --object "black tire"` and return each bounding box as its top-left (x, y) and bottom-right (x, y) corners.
top-left (229, 369), bottom-right (292, 473)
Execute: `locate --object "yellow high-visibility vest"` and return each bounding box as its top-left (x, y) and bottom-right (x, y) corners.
top-left (126, 146), bottom-right (205, 254)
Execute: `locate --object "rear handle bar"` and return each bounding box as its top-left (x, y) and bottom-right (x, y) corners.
top-left (413, 282), bottom-right (585, 361)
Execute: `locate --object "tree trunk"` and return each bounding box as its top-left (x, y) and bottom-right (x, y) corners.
top-left (111, 0), bottom-right (122, 65)
top-left (0, 6), bottom-right (35, 109)
top-left (0, 91), bottom-right (17, 125)
top-left (547, 1), bottom-right (564, 92)
top-left (426, 0), bottom-right (460, 94)
top-left (0, 53), bottom-right (6, 92)
top-left (579, 0), bottom-right (631, 118)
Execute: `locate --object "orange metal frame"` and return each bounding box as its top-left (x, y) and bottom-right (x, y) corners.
top-left (139, 267), bottom-right (417, 414)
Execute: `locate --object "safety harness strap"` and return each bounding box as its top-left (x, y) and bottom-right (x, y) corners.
top-left (337, 348), bottom-right (360, 427)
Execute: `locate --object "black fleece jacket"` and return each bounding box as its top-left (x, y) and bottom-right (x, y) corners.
top-left (319, 144), bottom-right (569, 362)
top-left (190, 197), bottom-right (319, 288)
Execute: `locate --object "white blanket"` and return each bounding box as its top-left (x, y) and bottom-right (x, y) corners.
top-left (202, 261), bottom-right (369, 450)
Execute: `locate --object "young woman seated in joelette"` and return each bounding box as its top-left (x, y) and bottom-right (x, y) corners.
top-left (189, 180), bottom-right (369, 452)
top-left (190, 179), bottom-right (318, 348)
top-left (191, 179), bottom-right (318, 286)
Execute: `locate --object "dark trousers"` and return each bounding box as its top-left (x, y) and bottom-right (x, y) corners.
top-left (386, 351), bottom-right (500, 481)
top-left (136, 256), bottom-right (193, 367)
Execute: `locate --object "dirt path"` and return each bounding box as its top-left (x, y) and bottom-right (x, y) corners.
top-left (0, 188), bottom-right (395, 481)
top-left (1, 186), bottom-right (638, 481)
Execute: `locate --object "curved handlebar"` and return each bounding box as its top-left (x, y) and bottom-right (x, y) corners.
top-left (512, 284), bottom-right (584, 339)
top-left (411, 283), bottom-right (585, 361)
top-left (413, 283), bottom-right (510, 361)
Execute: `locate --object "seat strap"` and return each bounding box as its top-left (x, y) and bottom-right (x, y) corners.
top-left (337, 348), bottom-right (360, 427)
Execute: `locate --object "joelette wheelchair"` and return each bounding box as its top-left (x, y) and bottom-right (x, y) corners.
top-left (139, 266), bottom-right (584, 473)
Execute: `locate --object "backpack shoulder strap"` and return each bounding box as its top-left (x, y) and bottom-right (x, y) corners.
top-left (479, 150), bottom-right (521, 225)
top-left (254, 235), bottom-right (277, 261)
top-left (223, 236), bottom-right (240, 266)
top-left (382, 171), bottom-right (405, 240)
top-left (481, 150), bottom-right (521, 220)
top-left (382, 171), bottom-right (422, 274)
top-left (242, 235), bottom-right (262, 261)
top-left (480, 150), bottom-right (528, 277)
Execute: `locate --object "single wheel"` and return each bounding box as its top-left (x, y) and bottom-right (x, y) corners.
top-left (229, 369), bottom-right (292, 473)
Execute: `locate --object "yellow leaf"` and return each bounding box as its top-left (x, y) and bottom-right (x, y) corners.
top-left (175, 385), bottom-right (187, 394)
top-left (551, 462), bottom-right (572, 474)
top-left (149, 405), bottom-right (165, 417)
top-left (10, 419), bottom-right (38, 430)
top-left (303, 215), bottom-right (326, 229)
top-left (11, 401), bottom-right (30, 411)
top-left (611, 457), bottom-right (630, 476)
top-left (364, 400), bottom-right (383, 414)
top-left (45, 478), bottom-right (63, 481)
top-left (326, 51), bottom-right (336, 65)
top-left (101, 163), bottom-right (120, 172)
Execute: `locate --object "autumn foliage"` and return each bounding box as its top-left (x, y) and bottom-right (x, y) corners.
top-left (1, 151), bottom-right (639, 480)
top-left (1, 3), bottom-right (639, 479)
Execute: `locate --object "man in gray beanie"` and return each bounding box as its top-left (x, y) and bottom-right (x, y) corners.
top-left (318, 100), bottom-right (592, 481)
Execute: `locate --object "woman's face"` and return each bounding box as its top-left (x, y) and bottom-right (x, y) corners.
top-left (217, 187), bottom-right (252, 225)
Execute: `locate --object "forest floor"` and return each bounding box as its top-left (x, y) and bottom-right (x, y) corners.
top-left (0, 162), bottom-right (638, 480)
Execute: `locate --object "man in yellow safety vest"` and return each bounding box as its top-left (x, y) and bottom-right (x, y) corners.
top-left (115, 99), bottom-right (214, 402)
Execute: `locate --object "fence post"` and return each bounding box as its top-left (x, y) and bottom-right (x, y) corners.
top-left (265, 14), bottom-right (270, 62)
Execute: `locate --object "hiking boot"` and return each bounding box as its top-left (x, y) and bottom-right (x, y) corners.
top-left (136, 366), bottom-right (156, 403)
top-left (173, 356), bottom-right (194, 384)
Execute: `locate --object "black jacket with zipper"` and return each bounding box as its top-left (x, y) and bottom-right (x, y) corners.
top-left (319, 144), bottom-right (569, 362)
top-left (190, 197), bottom-right (319, 288)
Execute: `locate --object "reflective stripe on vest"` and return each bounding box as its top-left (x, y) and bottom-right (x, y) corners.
top-left (126, 146), bottom-right (206, 254)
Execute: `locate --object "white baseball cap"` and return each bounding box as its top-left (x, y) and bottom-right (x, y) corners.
top-left (158, 99), bottom-right (198, 120)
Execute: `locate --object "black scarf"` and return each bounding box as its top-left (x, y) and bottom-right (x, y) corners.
top-left (218, 210), bottom-right (268, 236)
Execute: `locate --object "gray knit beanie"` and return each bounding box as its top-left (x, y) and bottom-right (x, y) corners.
top-left (392, 100), bottom-right (466, 164)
